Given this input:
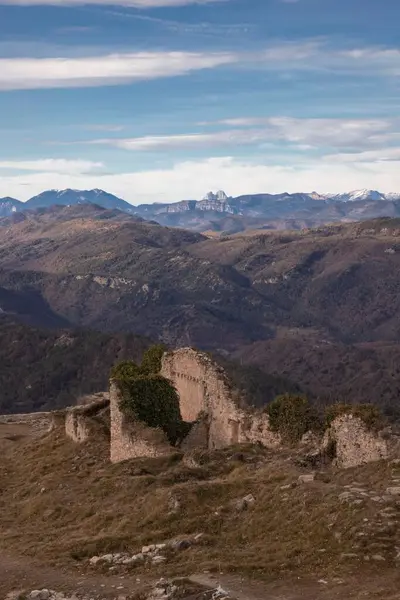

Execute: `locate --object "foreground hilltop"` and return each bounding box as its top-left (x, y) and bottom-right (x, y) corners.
top-left (1, 396), bottom-right (400, 598)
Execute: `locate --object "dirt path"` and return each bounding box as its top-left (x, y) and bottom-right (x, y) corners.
top-left (190, 571), bottom-right (400, 600)
top-left (0, 554), bottom-right (150, 598)
top-left (2, 554), bottom-right (400, 600)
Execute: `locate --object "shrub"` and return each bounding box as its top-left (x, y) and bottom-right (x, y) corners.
top-left (110, 360), bottom-right (141, 382)
top-left (119, 374), bottom-right (182, 443)
top-left (140, 343), bottom-right (167, 375)
top-left (325, 403), bottom-right (383, 431)
top-left (111, 345), bottom-right (187, 445)
top-left (267, 394), bottom-right (320, 444)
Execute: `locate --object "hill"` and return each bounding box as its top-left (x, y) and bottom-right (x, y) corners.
top-left (1, 207), bottom-right (400, 414)
top-left (0, 317), bottom-right (149, 414)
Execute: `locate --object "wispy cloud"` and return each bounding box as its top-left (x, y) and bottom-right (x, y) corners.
top-left (87, 117), bottom-right (396, 152)
top-left (323, 147), bottom-right (400, 164)
top-left (0, 0), bottom-right (226, 6)
top-left (1, 40), bottom-right (399, 91)
top-left (245, 40), bottom-right (400, 78)
top-left (0, 159), bottom-right (103, 173)
top-left (0, 51), bottom-right (236, 91)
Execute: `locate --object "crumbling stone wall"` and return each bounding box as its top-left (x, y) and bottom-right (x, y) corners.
top-left (65, 410), bottom-right (91, 443)
top-left (109, 380), bottom-right (173, 463)
top-left (161, 348), bottom-right (280, 450)
top-left (323, 414), bottom-right (389, 468)
top-left (65, 395), bottom-right (110, 443)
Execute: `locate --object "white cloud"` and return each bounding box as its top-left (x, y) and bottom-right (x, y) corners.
top-left (2, 156), bottom-right (400, 203)
top-left (1, 41), bottom-right (399, 91)
top-left (0, 0), bottom-right (225, 6)
top-left (323, 147), bottom-right (400, 163)
top-left (88, 117), bottom-right (396, 151)
top-left (0, 158), bottom-right (103, 173)
top-left (247, 40), bottom-right (400, 77)
top-left (0, 51), bottom-right (236, 91)
top-left (90, 129), bottom-right (272, 150)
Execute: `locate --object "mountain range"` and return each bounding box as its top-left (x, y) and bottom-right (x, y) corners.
top-left (1, 188), bottom-right (400, 233)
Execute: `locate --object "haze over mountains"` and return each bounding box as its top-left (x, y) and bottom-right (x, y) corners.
top-left (1, 187), bottom-right (400, 233)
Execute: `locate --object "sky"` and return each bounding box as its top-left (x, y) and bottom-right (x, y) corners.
top-left (0, 0), bottom-right (400, 204)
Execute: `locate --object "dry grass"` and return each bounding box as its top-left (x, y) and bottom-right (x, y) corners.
top-left (0, 427), bottom-right (399, 584)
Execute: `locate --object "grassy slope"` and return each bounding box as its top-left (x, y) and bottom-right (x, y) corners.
top-left (0, 426), bottom-right (399, 584)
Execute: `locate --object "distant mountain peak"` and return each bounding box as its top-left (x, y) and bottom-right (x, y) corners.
top-left (24, 188), bottom-right (137, 215)
top-left (202, 190), bottom-right (229, 202)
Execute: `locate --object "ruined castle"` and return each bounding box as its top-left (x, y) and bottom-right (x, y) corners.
top-left (59, 347), bottom-right (400, 470)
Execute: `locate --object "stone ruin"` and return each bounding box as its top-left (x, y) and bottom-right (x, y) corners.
top-left (57, 348), bottom-right (400, 468)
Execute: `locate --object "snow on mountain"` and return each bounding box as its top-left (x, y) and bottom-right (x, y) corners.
top-left (325, 189), bottom-right (387, 202)
top-left (0, 197), bottom-right (24, 217)
top-left (24, 188), bottom-right (137, 213)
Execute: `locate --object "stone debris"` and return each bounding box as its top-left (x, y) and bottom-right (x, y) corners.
top-left (12, 579), bottom-right (191, 600)
top-left (298, 473), bottom-right (315, 483)
top-left (211, 586), bottom-right (230, 600)
top-left (25, 592), bottom-right (79, 600)
top-left (233, 494), bottom-right (256, 511)
top-left (89, 534), bottom-right (203, 569)
top-left (147, 579), bottom-right (178, 599)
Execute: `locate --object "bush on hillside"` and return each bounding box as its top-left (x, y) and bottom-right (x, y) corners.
top-left (140, 343), bottom-right (167, 375)
top-left (267, 394), bottom-right (320, 444)
top-left (325, 403), bottom-right (384, 431)
top-left (110, 360), bottom-right (141, 382)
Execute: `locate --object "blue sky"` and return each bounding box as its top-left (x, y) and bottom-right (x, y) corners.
top-left (0, 0), bottom-right (400, 203)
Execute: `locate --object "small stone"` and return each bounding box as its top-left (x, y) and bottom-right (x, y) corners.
top-left (170, 538), bottom-right (192, 551)
top-left (298, 474), bottom-right (315, 483)
top-left (233, 494), bottom-right (256, 511)
top-left (142, 545), bottom-right (156, 554)
top-left (339, 492), bottom-right (353, 502)
top-left (152, 555), bottom-right (167, 565)
top-left (28, 592), bottom-right (52, 600)
top-left (89, 556), bottom-right (102, 565)
top-left (101, 554), bottom-right (114, 563)
top-left (341, 553), bottom-right (359, 559)
top-left (372, 554), bottom-right (386, 561)
top-left (386, 487), bottom-right (400, 496)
